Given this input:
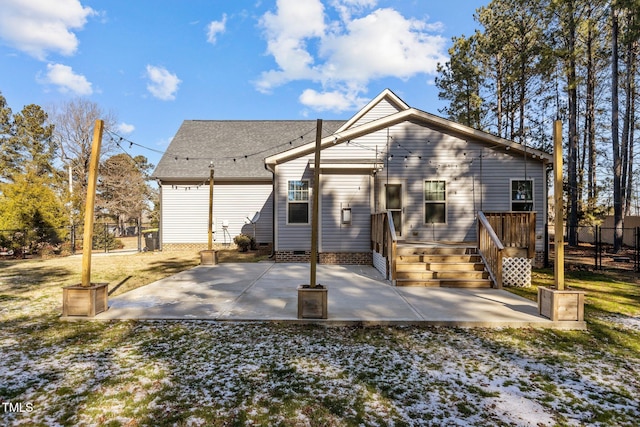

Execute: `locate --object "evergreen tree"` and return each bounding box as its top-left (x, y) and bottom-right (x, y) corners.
top-left (0, 94), bottom-right (66, 251)
top-left (435, 35), bottom-right (486, 129)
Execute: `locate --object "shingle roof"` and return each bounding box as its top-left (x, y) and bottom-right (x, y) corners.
top-left (152, 120), bottom-right (345, 181)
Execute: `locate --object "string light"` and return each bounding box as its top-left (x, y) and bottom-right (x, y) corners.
top-left (103, 125), bottom-right (320, 164)
top-left (105, 124), bottom-right (544, 175)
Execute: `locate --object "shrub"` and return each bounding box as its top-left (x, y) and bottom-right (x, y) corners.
top-left (92, 225), bottom-right (123, 250)
top-left (58, 241), bottom-right (74, 257)
top-left (39, 243), bottom-right (57, 259)
top-left (233, 234), bottom-right (255, 252)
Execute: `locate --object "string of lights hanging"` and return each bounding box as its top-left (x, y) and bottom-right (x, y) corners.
top-left (103, 125), bottom-right (322, 165)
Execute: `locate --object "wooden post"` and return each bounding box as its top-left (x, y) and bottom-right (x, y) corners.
top-left (310, 119), bottom-right (322, 288)
top-left (81, 120), bottom-right (103, 287)
top-left (528, 212), bottom-right (537, 259)
top-left (553, 120), bottom-right (565, 290)
top-left (208, 164), bottom-right (214, 250)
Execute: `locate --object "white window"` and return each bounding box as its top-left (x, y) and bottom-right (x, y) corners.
top-left (287, 180), bottom-right (309, 224)
top-left (511, 179), bottom-right (533, 211)
top-left (424, 180), bottom-right (446, 224)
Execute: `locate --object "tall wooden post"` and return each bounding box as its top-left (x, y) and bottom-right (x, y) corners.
top-left (310, 119), bottom-right (322, 288)
top-left (553, 120), bottom-right (565, 290)
top-left (81, 120), bottom-right (103, 287)
top-left (208, 164), bottom-right (215, 250)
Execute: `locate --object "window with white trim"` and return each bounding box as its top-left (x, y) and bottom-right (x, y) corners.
top-left (511, 179), bottom-right (533, 211)
top-left (424, 180), bottom-right (446, 224)
top-left (287, 180), bottom-right (309, 224)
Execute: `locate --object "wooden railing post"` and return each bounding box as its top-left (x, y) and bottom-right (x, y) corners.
top-left (528, 212), bottom-right (536, 259)
top-left (496, 249), bottom-right (503, 288)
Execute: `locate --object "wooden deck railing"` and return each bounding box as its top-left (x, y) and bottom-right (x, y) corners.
top-left (477, 212), bottom-right (505, 288)
top-left (371, 211), bottom-right (397, 281)
top-left (477, 211), bottom-right (536, 288)
top-left (482, 211), bottom-right (536, 258)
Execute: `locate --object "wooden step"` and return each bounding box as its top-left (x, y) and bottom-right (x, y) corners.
top-left (427, 262), bottom-right (486, 271)
top-left (396, 262), bottom-right (486, 272)
top-left (394, 244), bottom-right (492, 288)
top-left (397, 270), bottom-right (488, 280)
top-left (397, 271), bottom-right (436, 279)
top-left (396, 262), bottom-right (429, 272)
top-left (396, 246), bottom-right (477, 256)
top-left (396, 278), bottom-right (493, 288)
top-left (397, 254), bottom-right (482, 263)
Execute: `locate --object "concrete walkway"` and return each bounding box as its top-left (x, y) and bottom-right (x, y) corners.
top-left (96, 262), bottom-right (585, 329)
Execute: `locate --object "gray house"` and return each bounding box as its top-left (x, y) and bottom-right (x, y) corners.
top-left (153, 120), bottom-right (344, 250)
top-left (154, 89), bottom-right (552, 287)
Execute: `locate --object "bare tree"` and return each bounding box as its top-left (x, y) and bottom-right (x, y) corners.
top-left (48, 98), bottom-right (117, 220)
top-left (97, 153), bottom-right (154, 233)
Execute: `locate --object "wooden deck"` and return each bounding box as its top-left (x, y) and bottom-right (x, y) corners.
top-left (372, 212), bottom-right (537, 289)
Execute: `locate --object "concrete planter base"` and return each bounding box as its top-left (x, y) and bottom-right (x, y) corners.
top-left (538, 287), bottom-right (585, 321)
top-left (62, 283), bottom-right (108, 317)
top-left (297, 285), bottom-right (328, 319)
top-left (200, 250), bottom-right (218, 265)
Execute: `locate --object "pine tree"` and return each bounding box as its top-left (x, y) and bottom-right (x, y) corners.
top-left (0, 94), bottom-right (66, 251)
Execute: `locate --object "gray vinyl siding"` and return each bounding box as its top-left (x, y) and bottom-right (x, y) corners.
top-left (474, 153), bottom-right (547, 251)
top-left (161, 181), bottom-right (273, 245)
top-left (275, 164), bottom-right (373, 252)
top-left (369, 121), bottom-right (547, 243)
top-left (275, 120), bottom-right (547, 250)
top-left (351, 99), bottom-right (404, 127)
top-left (320, 173), bottom-right (372, 252)
top-left (274, 160), bottom-right (314, 251)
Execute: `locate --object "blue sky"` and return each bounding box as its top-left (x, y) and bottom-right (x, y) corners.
top-left (0, 0), bottom-right (487, 167)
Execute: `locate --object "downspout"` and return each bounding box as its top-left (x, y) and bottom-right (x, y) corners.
top-left (265, 161), bottom-right (276, 258)
top-left (155, 178), bottom-right (163, 251)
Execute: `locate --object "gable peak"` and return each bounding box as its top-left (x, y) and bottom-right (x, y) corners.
top-left (336, 88), bottom-right (410, 132)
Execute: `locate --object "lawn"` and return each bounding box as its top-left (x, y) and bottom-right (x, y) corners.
top-left (1, 252), bottom-right (639, 426)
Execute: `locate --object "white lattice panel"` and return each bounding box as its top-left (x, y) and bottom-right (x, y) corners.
top-left (502, 257), bottom-right (532, 287)
top-left (372, 250), bottom-right (387, 279)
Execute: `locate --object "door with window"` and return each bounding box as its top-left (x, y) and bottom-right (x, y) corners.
top-left (385, 183), bottom-right (403, 237)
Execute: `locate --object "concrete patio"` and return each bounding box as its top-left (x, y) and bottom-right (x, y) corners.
top-left (93, 262), bottom-right (585, 329)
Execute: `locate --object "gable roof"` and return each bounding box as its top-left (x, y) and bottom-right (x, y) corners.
top-left (266, 95), bottom-right (553, 167)
top-left (335, 88), bottom-right (409, 133)
top-left (153, 120), bottom-right (345, 181)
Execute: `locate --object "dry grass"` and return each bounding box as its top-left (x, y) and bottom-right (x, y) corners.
top-left (0, 247), bottom-right (271, 299)
top-left (1, 252), bottom-right (639, 425)
top-left (0, 250), bottom-right (201, 298)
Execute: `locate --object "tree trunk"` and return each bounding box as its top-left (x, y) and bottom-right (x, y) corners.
top-left (496, 57), bottom-right (503, 138)
top-left (623, 24), bottom-right (637, 216)
top-left (612, 6), bottom-right (624, 253)
top-left (586, 13), bottom-right (597, 213)
top-left (566, 0), bottom-right (579, 246)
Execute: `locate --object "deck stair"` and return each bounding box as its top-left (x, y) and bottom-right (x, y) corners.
top-left (395, 245), bottom-right (493, 288)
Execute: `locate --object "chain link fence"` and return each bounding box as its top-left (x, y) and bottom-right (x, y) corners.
top-left (0, 222), bottom-right (159, 259)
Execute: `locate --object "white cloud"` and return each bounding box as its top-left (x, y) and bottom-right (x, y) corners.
top-left (206, 14), bottom-right (227, 44)
top-left (299, 88), bottom-right (366, 112)
top-left (145, 65), bottom-right (181, 101)
top-left (330, 0), bottom-right (377, 21)
top-left (40, 63), bottom-right (93, 95)
top-left (256, 0), bottom-right (447, 112)
top-left (256, 0), bottom-right (326, 92)
top-left (117, 122), bottom-right (135, 134)
top-left (321, 8), bottom-right (447, 81)
top-left (0, 0), bottom-right (95, 60)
